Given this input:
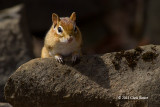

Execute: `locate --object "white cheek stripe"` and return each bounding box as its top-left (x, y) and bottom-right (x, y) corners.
top-left (60, 37), bottom-right (68, 43)
top-left (49, 51), bottom-right (53, 56)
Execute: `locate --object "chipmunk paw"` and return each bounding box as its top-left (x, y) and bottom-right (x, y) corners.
top-left (55, 55), bottom-right (63, 63)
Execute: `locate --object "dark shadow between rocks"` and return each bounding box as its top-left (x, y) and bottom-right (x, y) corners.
top-left (65, 55), bottom-right (110, 89)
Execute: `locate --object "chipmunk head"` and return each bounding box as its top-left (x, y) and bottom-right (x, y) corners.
top-left (52, 12), bottom-right (78, 43)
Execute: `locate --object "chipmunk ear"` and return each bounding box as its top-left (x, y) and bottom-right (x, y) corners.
top-left (70, 12), bottom-right (76, 22)
top-left (52, 13), bottom-right (60, 27)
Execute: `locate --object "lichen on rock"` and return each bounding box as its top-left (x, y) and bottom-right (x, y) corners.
top-left (4, 45), bottom-right (160, 107)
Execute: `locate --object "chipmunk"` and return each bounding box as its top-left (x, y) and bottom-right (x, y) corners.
top-left (41, 12), bottom-right (82, 63)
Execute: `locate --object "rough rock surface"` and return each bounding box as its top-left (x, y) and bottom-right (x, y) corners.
top-left (0, 5), bottom-right (33, 101)
top-left (4, 45), bottom-right (160, 107)
top-left (0, 102), bottom-right (12, 107)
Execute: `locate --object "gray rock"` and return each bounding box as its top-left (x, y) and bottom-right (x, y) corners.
top-left (0, 4), bottom-right (33, 101)
top-left (4, 45), bottom-right (160, 107)
top-left (0, 102), bottom-right (12, 107)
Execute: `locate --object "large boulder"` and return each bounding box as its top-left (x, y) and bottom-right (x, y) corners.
top-left (0, 103), bottom-right (12, 107)
top-left (0, 5), bottom-right (33, 101)
top-left (4, 45), bottom-right (160, 107)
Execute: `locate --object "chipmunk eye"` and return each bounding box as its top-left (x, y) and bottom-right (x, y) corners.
top-left (58, 27), bottom-right (63, 33)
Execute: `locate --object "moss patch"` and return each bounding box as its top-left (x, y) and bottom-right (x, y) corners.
top-left (114, 51), bottom-right (124, 61)
top-left (123, 47), bottom-right (143, 69)
top-left (135, 47), bottom-right (144, 53)
top-left (112, 51), bottom-right (124, 70)
top-left (151, 46), bottom-right (157, 51)
top-left (112, 47), bottom-right (144, 70)
top-left (124, 52), bottom-right (139, 69)
top-left (142, 52), bottom-right (159, 62)
top-left (112, 60), bottom-right (120, 70)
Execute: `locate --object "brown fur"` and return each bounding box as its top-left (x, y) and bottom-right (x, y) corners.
top-left (41, 12), bottom-right (82, 60)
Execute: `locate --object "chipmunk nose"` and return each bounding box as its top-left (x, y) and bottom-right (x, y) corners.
top-left (68, 37), bottom-right (73, 43)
